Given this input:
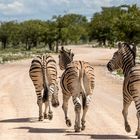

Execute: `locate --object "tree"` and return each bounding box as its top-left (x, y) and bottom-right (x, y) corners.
top-left (89, 4), bottom-right (140, 46)
top-left (89, 7), bottom-right (122, 46)
top-left (20, 20), bottom-right (42, 50)
top-left (9, 22), bottom-right (21, 48)
top-left (54, 14), bottom-right (88, 48)
top-left (113, 4), bottom-right (140, 44)
top-left (0, 21), bottom-right (16, 49)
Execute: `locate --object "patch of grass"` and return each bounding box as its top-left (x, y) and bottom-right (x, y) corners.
top-left (117, 69), bottom-right (123, 77)
top-left (0, 46), bottom-right (52, 64)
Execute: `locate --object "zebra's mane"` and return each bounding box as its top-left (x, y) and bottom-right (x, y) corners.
top-left (60, 47), bottom-right (74, 69)
top-left (60, 47), bottom-right (74, 61)
top-left (123, 43), bottom-right (136, 62)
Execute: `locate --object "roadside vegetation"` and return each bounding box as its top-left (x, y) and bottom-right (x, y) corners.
top-left (0, 4), bottom-right (140, 63)
top-left (0, 46), bottom-right (52, 63)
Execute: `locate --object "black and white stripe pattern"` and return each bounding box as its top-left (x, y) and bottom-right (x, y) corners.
top-left (107, 42), bottom-right (140, 138)
top-left (73, 97), bottom-right (81, 107)
top-left (29, 54), bottom-right (59, 121)
top-left (59, 46), bottom-right (95, 132)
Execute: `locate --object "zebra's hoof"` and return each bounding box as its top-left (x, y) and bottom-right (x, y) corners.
top-left (81, 125), bottom-right (85, 131)
top-left (44, 113), bottom-right (48, 119)
top-left (75, 129), bottom-right (81, 132)
top-left (81, 120), bottom-right (86, 130)
top-left (125, 125), bottom-right (131, 133)
top-left (66, 119), bottom-right (72, 127)
top-left (52, 101), bottom-right (59, 108)
top-left (38, 116), bottom-right (43, 121)
top-left (74, 125), bottom-right (81, 132)
top-left (136, 131), bottom-right (138, 136)
top-left (48, 112), bottom-right (53, 120)
top-left (136, 131), bottom-right (140, 136)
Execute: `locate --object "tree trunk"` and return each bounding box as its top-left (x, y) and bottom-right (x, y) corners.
top-left (103, 39), bottom-right (106, 46)
top-left (48, 42), bottom-right (53, 51)
top-left (56, 41), bottom-right (59, 53)
top-left (33, 40), bottom-right (37, 48)
top-left (25, 41), bottom-right (28, 50)
top-left (28, 45), bottom-right (31, 50)
top-left (25, 41), bottom-right (31, 51)
top-left (25, 38), bottom-right (32, 51)
top-left (2, 40), bottom-right (7, 49)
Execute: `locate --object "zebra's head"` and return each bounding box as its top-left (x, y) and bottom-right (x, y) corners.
top-left (59, 46), bottom-right (74, 70)
top-left (51, 83), bottom-right (59, 107)
top-left (107, 42), bottom-right (136, 72)
top-left (107, 51), bottom-right (121, 72)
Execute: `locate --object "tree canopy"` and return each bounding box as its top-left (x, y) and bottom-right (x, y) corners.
top-left (89, 4), bottom-right (140, 46)
top-left (0, 4), bottom-right (140, 51)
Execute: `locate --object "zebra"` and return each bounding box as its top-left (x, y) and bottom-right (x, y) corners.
top-left (59, 46), bottom-right (95, 132)
top-left (29, 54), bottom-right (59, 121)
top-left (107, 42), bottom-right (140, 138)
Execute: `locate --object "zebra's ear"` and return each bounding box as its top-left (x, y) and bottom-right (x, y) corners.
top-left (69, 49), bottom-right (72, 54)
top-left (72, 53), bottom-right (74, 57)
top-left (117, 42), bottom-right (122, 50)
top-left (130, 44), bottom-right (137, 56)
top-left (69, 49), bottom-right (74, 57)
top-left (61, 46), bottom-right (64, 51)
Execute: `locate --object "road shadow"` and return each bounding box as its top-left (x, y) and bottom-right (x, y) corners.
top-left (66, 133), bottom-right (136, 139)
top-left (0, 118), bottom-right (136, 139)
top-left (0, 117), bottom-right (39, 123)
top-left (14, 126), bottom-right (136, 138)
top-left (14, 126), bottom-right (66, 133)
top-left (91, 134), bottom-right (135, 139)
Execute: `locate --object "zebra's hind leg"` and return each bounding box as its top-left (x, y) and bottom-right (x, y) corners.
top-left (36, 88), bottom-right (43, 121)
top-left (37, 98), bottom-right (43, 121)
top-left (136, 112), bottom-right (140, 139)
top-left (133, 90), bottom-right (140, 138)
top-left (48, 94), bottom-right (53, 120)
top-left (62, 94), bottom-right (71, 127)
top-left (122, 101), bottom-right (131, 133)
top-left (81, 106), bottom-right (88, 131)
top-left (81, 95), bottom-right (91, 131)
top-left (73, 96), bottom-right (81, 132)
top-left (44, 101), bottom-right (48, 119)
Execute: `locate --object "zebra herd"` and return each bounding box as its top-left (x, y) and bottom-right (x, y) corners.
top-left (29, 42), bottom-right (140, 138)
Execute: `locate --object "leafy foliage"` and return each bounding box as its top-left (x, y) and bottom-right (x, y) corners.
top-left (0, 4), bottom-right (140, 52)
top-left (89, 4), bottom-right (140, 45)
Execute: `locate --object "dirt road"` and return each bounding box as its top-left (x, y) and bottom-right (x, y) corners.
top-left (0, 45), bottom-right (138, 139)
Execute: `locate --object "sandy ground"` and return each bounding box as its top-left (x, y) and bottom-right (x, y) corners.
top-left (0, 45), bottom-right (138, 139)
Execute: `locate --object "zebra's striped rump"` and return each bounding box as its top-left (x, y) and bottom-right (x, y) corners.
top-left (61, 61), bottom-right (94, 97)
top-left (29, 54), bottom-right (59, 121)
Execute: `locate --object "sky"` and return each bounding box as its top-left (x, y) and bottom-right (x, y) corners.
top-left (0, 0), bottom-right (139, 21)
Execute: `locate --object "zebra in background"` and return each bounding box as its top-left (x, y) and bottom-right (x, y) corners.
top-left (59, 46), bottom-right (95, 132)
top-left (29, 54), bottom-right (59, 121)
top-left (107, 42), bottom-right (140, 138)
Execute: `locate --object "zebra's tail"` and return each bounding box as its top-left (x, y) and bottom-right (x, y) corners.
top-left (82, 94), bottom-right (86, 109)
top-left (79, 61), bottom-right (86, 109)
top-left (42, 87), bottom-right (48, 102)
top-left (42, 55), bottom-right (49, 102)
